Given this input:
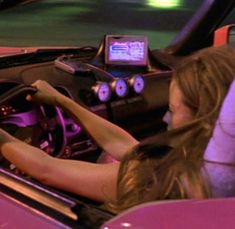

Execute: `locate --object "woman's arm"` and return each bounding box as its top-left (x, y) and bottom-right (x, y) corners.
top-left (57, 96), bottom-right (138, 160)
top-left (0, 128), bottom-right (119, 202)
top-left (28, 80), bottom-right (139, 160)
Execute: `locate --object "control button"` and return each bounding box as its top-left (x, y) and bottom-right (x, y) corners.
top-left (0, 104), bottom-right (15, 116)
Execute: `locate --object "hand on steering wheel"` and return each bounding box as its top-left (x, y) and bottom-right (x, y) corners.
top-left (0, 83), bottom-right (66, 157)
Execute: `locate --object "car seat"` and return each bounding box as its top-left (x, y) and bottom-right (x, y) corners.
top-left (204, 79), bottom-right (235, 197)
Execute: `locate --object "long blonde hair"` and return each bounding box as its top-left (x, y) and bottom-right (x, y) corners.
top-left (106, 45), bottom-right (235, 213)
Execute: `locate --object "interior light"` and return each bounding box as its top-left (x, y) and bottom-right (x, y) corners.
top-left (147, 0), bottom-right (182, 8)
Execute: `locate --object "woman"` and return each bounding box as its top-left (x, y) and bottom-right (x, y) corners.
top-left (109, 45), bottom-right (235, 212)
top-left (0, 45), bottom-right (235, 213)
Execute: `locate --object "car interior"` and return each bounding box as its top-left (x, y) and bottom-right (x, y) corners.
top-left (0, 0), bottom-right (235, 228)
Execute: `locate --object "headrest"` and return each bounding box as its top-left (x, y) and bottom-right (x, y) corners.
top-left (204, 79), bottom-right (235, 164)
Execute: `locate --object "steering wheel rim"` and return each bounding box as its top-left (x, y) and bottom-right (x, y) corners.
top-left (0, 83), bottom-right (67, 157)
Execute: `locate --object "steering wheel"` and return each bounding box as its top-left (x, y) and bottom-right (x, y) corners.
top-left (0, 84), bottom-right (67, 157)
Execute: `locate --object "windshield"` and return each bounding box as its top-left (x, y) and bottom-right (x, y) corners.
top-left (0, 0), bottom-right (205, 49)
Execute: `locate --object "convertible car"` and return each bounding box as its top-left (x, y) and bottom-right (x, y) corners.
top-left (0, 0), bottom-right (235, 228)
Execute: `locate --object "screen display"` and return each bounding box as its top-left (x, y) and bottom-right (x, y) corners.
top-left (105, 35), bottom-right (148, 66)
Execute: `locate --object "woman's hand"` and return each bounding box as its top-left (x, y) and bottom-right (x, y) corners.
top-left (0, 128), bottom-right (19, 148)
top-left (26, 80), bottom-right (65, 105)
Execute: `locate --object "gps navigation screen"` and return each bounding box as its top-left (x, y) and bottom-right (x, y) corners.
top-left (105, 35), bottom-right (148, 66)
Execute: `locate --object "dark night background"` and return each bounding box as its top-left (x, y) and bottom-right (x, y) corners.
top-left (0, 0), bottom-right (234, 49)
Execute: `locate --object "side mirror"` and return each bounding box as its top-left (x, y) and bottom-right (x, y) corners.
top-left (213, 24), bottom-right (235, 47)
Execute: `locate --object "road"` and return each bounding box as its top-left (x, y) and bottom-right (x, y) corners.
top-left (0, 0), bottom-right (231, 49)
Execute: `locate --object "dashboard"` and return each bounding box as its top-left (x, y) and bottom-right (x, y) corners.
top-left (0, 35), bottom-right (172, 162)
